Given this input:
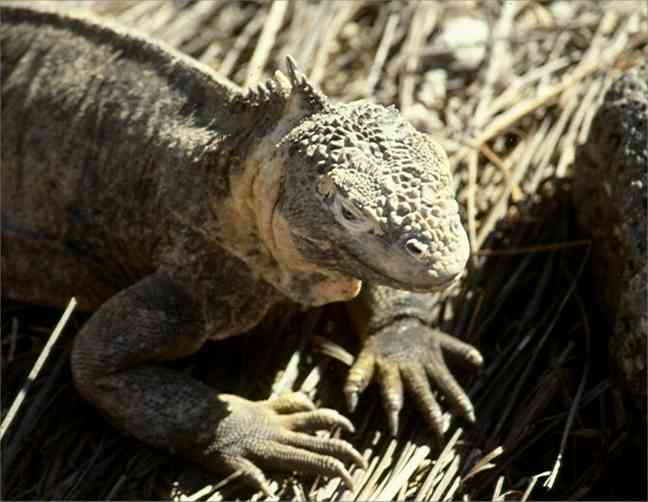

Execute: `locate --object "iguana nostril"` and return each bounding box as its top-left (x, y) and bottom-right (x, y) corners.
top-left (405, 239), bottom-right (427, 259)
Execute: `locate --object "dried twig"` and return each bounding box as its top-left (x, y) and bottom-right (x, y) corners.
top-left (245, 0), bottom-right (289, 87)
top-left (1, 298), bottom-right (76, 458)
top-left (366, 12), bottom-right (399, 97)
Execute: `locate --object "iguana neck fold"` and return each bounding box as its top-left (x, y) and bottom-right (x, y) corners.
top-left (249, 129), bottom-right (363, 306)
top-left (208, 91), bottom-right (362, 307)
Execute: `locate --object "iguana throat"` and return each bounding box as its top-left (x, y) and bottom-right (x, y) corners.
top-left (249, 147), bottom-right (362, 306)
top-left (210, 121), bottom-right (361, 307)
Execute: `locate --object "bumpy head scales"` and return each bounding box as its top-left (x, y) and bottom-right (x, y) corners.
top-left (277, 96), bottom-right (470, 291)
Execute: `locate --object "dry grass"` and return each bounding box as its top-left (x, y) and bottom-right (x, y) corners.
top-left (2, 1), bottom-right (647, 500)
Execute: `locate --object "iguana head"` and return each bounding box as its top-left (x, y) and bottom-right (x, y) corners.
top-left (250, 58), bottom-right (469, 299)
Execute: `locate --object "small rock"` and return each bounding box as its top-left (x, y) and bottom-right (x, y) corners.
top-left (550, 1), bottom-right (577, 23)
top-left (438, 16), bottom-right (488, 70)
top-left (403, 103), bottom-right (444, 133)
top-left (418, 69), bottom-right (448, 108)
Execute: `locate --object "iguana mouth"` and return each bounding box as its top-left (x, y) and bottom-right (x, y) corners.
top-left (340, 245), bottom-right (460, 293)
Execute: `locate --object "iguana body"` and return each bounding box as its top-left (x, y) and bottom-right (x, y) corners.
top-left (2, 5), bottom-right (481, 494)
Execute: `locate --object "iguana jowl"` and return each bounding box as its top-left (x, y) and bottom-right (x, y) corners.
top-left (1, 5), bottom-right (482, 494)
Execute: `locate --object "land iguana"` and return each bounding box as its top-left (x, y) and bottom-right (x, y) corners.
top-left (1, 5), bottom-right (483, 495)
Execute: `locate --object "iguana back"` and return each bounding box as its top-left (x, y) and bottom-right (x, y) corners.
top-left (1, 5), bottom-right (242, 308)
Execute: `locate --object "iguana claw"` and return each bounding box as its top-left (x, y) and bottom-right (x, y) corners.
top-left (344, 319), bottom-right (482, 437)
top-left (214, 392), bottom-right (366, 495)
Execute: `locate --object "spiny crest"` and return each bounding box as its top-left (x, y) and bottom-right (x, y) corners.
top-left (283, 55), bottom-right (329, 112)
top-left (252, 77), bottom-right (279, 100)
top-left (245, 56), bottom-right (330, 116)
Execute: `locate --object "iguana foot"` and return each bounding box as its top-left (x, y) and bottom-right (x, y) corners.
top-left (213, 392), bottom-right (366, 496)
top-left (344, 319), bottom-right (483, 437)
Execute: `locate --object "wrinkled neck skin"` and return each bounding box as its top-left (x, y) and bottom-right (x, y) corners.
top-left (213, 107), bottom-right (361, 307)
top-left (252, 153), bottom-right (362, 306)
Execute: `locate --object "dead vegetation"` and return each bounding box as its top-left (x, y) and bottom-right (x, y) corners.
top-left (2, 1), bottom-right (646, 500)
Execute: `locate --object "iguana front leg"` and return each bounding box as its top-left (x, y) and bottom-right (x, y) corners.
top-left (344, 284), bottom-right (483, 438)
top-left (71, 271), bottom-right (364, 496)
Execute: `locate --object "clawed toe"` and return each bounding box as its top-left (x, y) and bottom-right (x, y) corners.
top-left (280, 431), bottom-right (367, 469)
top-left (281, 408), bottom-right (355, 434)
top-left (424, 358), bottom-right (476, 423)
top-left (221, 455), bottom-right (275, 498)
top-left (216, 395), bottom-right (365, 495)
top-left (264, 392), bottom-right (316, 413)
top-left (249, 440), bottom-right (359, 492)
top-left (435, 331), bottom-right (484, 367)
top-left (344, 320), bottom-right (481, 438)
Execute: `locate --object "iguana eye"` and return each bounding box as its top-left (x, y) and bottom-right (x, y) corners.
top-left (333, 195), bottom-right (375, 233)
top-left (341, 205), bottom-right (357, 222)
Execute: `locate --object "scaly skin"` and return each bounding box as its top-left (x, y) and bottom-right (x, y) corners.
top-left (1, 4), bottom-right (481, 494)
top-left (347, 284), bottom-right (483, 438)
